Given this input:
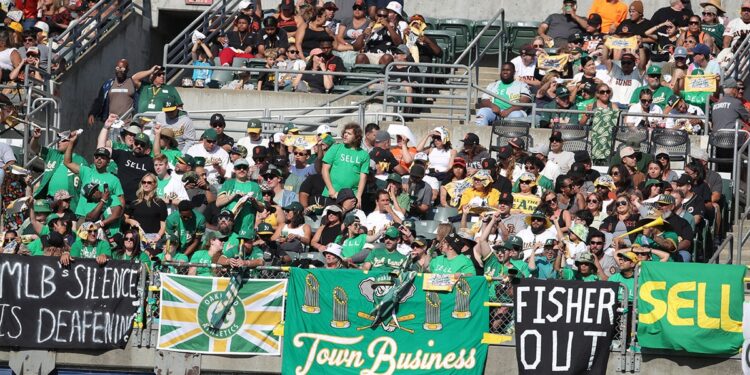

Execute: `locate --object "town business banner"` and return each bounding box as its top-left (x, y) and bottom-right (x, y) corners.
top-left (282, 268), bottom-right (488, 375)
top-left (158, 274), bottom-right (286, 355)
top-left (0, 255), bottom-right (140, 349)
top-left (514, 278), bottom-right (619, 374)
top-left (637, 262), bottom-right (744, 355)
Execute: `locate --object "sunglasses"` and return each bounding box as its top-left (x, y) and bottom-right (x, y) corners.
top-left (702, 12), bottom-right (715, 16)
top-left (519, 180), bottom-right (531, 184)
top-left (135, 141), bottom-right (148, 148)
top-left (621, 60), bottom-right (634, 65)
top-left (531, 218), bottom-right (545, 222)
top-left (532, 44), bottom-right (543, 48)
top-left (287, 50), bottom-right (299, 54)
top-left (377, 13), bottom-right (388, 17)
top-left (124, 237), bottom-right (135, 241)
top-left (353, 5), bottom-right (364, 10)
top-left (587, 199), bottom-right (599, 204)
top-left (657, 155), bottom-right (669, 159)
top-left (598, 90), bottom-right (611, 94)
top-left (616, 200), bottom-right (628, 206)
top-left (545, 199), bottom-right (556, 204)
top-left (294, 152), bottom-right (307, 156)
top-left (218, 216), bottom-right (233, 221)
top-left (211, 123), bottom-right (224, 128)
top-left (94, 155), bottom-right (108, 160)
top-left (87, 229), bottom-right (97, 233)
top-left (742, 7), bottom-right (750, 12)
top-left (235, 165), bottom-right (249, 171)
top-left (688, 21), bottom-right (700, 25)
top-left (205, 139), bottom-right (216, 144)
top-left (141, 180), bottom-right (155, 185)
top-left (24, 38), bottom-right (34, 42)
top-left (589, 241), bottom-right (604, 245)
top-left (640, 99), bottom-right (652, 104)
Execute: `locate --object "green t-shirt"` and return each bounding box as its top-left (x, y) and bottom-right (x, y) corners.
top-left (541, 102), bottom-right (576, 125)
top-left (608, 272), bottom-right (635, 302)
top-left (336, 233), bottom-right (367, 258)
top-left (365, 248), bottom-right (407, 272)
top-left (630, 85), bottom-right (674, 109)
top-left (27, 238), bottom-right (44, 256)
top-left (189, 249), bottom-right (215, 276)
top-left (112, 251), bottom-right (152, 268)
top-left (681, 90), bottom-right (709, 109)
top-left (137, 84), bottom-right (182, 113)
top-left (222, 243), bottom-right (264, 261)
top-left (560, 268), bottom-right (599, 281)
top-left (575, 97), bottom-right (595, 122)
top-left (165, 210), bottom-right (206, 253)
top-left (35, 148), bottom-right (86, 211)
top-left (70, 238), bottom-right (112, 259)
top-left (483, 255), bottom-right (529, 302)
top-left (634, 231), bottom-right (679, 252)
top-left (429, 254), bottom-right (476, 275)
top-left (151, 148), bottom-right (182, 166)
top-left (702, 24), bottom-right (724, 49)
top-left (221, 232), bottom-right (241, 255)
top-left (155, 252), bottom-right (190, 273)
top-left (321, 143), bottom-right (370, 197)
top-left (218, 179), bottom-right (262, 237)
top-left (75, 165), bottom-right (124, 220)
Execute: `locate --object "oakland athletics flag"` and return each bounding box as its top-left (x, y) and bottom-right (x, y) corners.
top-left (283, 268), bottom-right (489, 375)
top-left (637, 262), bottom-right (745, 355)
top-left (158, 274), bottom-right (286, 355)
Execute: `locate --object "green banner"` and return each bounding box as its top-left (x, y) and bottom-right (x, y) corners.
top-left (637, 262), bottom-right (745, 354)
top-left (282, 269), bottom-right (488, 374)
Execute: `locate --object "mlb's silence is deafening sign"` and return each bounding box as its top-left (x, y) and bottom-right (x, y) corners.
top-left (0, 255), bottom-right (140, 349)
top-left (514, 279), bottom-right (619, 375)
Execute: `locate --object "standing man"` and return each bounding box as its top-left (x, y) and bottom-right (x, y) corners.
top-left (629, 66), bottom-right (673, 109)
top-left (711, 78), bottom-right (749, 131)
top-left (538, 0), bottom-right (587, 48)
top-left (599, 49), bottom-right (644, 109)
top-left (30, 129), bottom-right (86, 211)
top-left (136, 65), bottom-right (183, 113)
top-left (322, 122), bottom-right (369, 205)
top-left (63, 132), bottom-right (124, 234)
top-left (186, 129), bottom-right (231, 185)
top-left (650, 0), bottom-right (693, 29)
top-left (587, 0), bottom-right (628, 33)
top-left (89, 59), bottom-right (150, 125)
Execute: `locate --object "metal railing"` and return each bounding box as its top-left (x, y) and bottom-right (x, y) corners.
top-left (384, 62), bottom-right (472, 123)
top-left (724, 33), bottom-right (750, 83)
top-left (453, 8), bottom-right (505, 82)
top-left (52, 0), bottom-right (140, 74)
top-left (163, 0), bottom-right (244, 82)
top-left (732, 120), bottom-right (750, 265)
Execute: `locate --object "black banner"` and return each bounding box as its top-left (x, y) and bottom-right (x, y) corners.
top-left (0, 255), bottom-right (141, 349)
top-left (514, 278), bottom-right (619, 374)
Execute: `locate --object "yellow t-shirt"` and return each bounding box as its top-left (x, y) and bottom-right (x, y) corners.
top-left (459, 188), bottom-right (501, 211)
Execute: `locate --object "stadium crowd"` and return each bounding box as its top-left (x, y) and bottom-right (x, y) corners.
top-left (0, 0), bottom-right (748, 297)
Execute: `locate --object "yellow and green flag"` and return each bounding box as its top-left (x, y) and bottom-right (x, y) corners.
top-left (158, 274), bottom-right (286, 355)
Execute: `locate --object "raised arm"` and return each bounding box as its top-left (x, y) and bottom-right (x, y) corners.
top-left (63, 131), bottom-right (81, 175)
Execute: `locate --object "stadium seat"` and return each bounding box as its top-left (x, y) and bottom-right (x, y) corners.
top-left (424, 30), bottom-right (457, 62)
top-left (650, 129), bottom-right (690, 167)
top-left (415, 220), bottom-right (439, 239)
top-left (507, 21), bottom-right (541, 59)
top-left (423, 16), bottom-right (439, 30)
top-left (491, 118), bottom-right (532, 151)
top-left (612, 125), bottom-right (650, 155)
top-left (437, 18), bottom-right (474, 57)
top-left (553, 124), bottom-right (590, 153)
top-left (472, 20), bottom-right (504, 56)
top-left (708, 129), bottom-right (750, 170)
top-left (351, 64), bottom-right (383, 75)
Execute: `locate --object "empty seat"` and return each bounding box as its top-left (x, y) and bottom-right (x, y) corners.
top-left (437, 18), bottom-right (473, 57)
top-left (708, 129), bottom-right (750, 169)
top-left (650, 128), bottom-right (690, 166)
top-left (472, 20), bottom-right (504, 56)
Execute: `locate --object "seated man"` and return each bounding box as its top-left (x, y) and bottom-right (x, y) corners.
top-left (352, 5), bottom-right (405, 65)
top-left (475, 62), bottom-right (532, 126)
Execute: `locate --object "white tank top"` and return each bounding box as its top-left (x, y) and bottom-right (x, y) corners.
top-left (428, 148), bottom-right (451, 172)
top-left (281, 224), bottom-right (306, 238)
top-left (0, 48), bottom-right (16, 70)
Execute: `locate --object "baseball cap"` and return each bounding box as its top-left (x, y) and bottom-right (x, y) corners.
top-left (283, 201), bottom-right (304, 212)
top-left (176, 154), bottom-right (195, 167)
top-left (229, 145), bottom-right (248, 158)
top-left (555, 86), bottom-right (571, 98)
top-left (247, 119), bottom-right (262, 133)
top-left (508, 137), bottom-right (525, 150)
top-left (667, 94), bottom-right (683, 108)
top-left (656, 194), bottom-right (676, 205)
top-left (675, 174), bottom-right (693, 186)
top-left (499, 193), bottom-right (514, 205)
top-left (336, 188), bottom-right (356, 204)
top-left (445, 232), bottom-right (465, 252)
top-left (723, 78), bottom-right (739, 89)
top-left (495, 145), bottom-right (512, 159)
top-left (93, 147), bottom-right (111, 158)
top-left (461, 133), bottom-right (480, 146)
top-left (316, 124), bottom-right (332, 135)
top-left (233, 158), bottom-right (250, 168)
top-left (181, 171), bottom-right (199, 184)
top-left (618, 251), bottom-right (639, 264)
top-left (410, 164), bottom-right (426, 179)
top-left (283, 122), bottom-right (299, 134)
top-left (619, 146), bottom-right (636, 159)
top-left (33, 200), bottom-right (52, 213)
top-left (82, 182), bottom-right (100, 201)
top-left (386, 173), bottom-right (402, 184)
top-left (674, 46), bottom-right (688, 58)
top-left (693, 43), bottom-right (711, 56)
top-left (218, 209), bottom-right (234, 219)
top-left (520, 44), bottom-right (535, 56)
top-left (646, 65), bottom-right (662, 76)
top-left (374, 130), bottom-right (391, 143)
top-left (263, 168), bottom-right (283, 179)
top-left (568, 32), bottom-right (583, 43)
top-left (210, 113), bottom-right (225, 127)
top-left (480, 158), bottom-right (497, 170)
top-left (202, 128), bottom-right (218, 141)
top-left (549, 130), bottom-right (564, 142)
top-left (134, 132), bottom-right (151, 146)
top-left (162, 99), bottom-right (178, 112)
top-left (121, 125), bottom-right (142, 136)
top-left (385, 226), bottom-right (400, 239)
top-left (257, 223), bottom-right (275, 235)
top-left (574, 150), bottom-right (591, 163)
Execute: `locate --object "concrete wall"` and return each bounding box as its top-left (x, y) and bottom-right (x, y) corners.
top-left (150, 0), bottom-right (750, 22)
top-left (57, 12), bottom-right (153, 158)
top-left (1, 344), bottom-right (742, 374)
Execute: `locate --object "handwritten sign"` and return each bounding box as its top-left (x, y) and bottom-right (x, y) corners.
top-left (537, 54), bottom-right (569, 72)
top-left (685, 75), bottom-right (718, 92)
top-left (604, 36), bottom-right (638, 50)
top-left (422, 273), bottom-right (459, 291)
top-left (284, 135), bottom-right (319, 149)
top-left (0, 255), bottom-right (140, 349)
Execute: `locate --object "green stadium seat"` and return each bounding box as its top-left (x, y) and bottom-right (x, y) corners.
top-left (351, 64), bottom-right (383, 74)
top-left (437, 18), bottom-right (474, 57)
top-left (424, 30), bottom-right (457, 59)
top-left (507, 21), bottom-right (541, 60)
top-left (472, 20), bottom-right (504, 56)
top-left (423, 16), bottom-right (439, 30)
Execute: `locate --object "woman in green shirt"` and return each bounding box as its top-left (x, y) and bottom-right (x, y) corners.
top-left (333, 214), bottom-right (381, 262)
top-left (189, 231), bottom-right (225, 276)
top-left (111, 229), bottom-right (151, 266)
top-left (62, 222), bottom-right (111, 266)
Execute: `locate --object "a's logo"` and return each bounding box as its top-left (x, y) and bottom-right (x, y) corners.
top-left (358, 275), bottom-right (417, 333)
top-left (197, 291), bottom-right (245, 339)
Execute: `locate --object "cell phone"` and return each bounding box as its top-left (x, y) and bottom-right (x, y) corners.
top-left (104, 183), bottom-right (109, 191)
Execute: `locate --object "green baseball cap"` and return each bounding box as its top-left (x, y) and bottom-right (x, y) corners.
top-left (202, 128), bottom-right (218, 141)
top-left (502, 236), bottom-right (523, 250)
top-left (283, 122), bottom-right (299, 134)
top-left (193, 156), bottom-right (206, 168)
top-left (134, 132), bottom-right (151, 146)
top-left (257, 222), bottom-right (274, 235)
top-left (33, 200), bottom-right (52, 213)
top-left (247, 119), bottom-right (262, 134)
top-left (320, 133), bottom-right (335, 147)
top-left (385, 226), bottom-right (400, 239)
top-left (646, 65), bottom-right (662, 76)
top-left (283, 201), bottom-right (304, 213)
top-left (176, 155), bottom-right (195, 167)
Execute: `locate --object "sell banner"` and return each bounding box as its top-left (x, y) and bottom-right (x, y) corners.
top-left (637, 262), bottom-right (744, 354)
top-left (158, 274), bottom-right (286, 355)
top-left (282, 268), bottom-right (488, 375)
top-left (685, 74), bottom-right (718, 92)
top-left (514, 278), bottom-right (619, 374)
top-left (604, 36), bottom-right (638, 50)
top-left (0, 255), bottom-right (140, 349)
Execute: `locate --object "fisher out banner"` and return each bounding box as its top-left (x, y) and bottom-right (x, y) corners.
top-left (514, 278), bottom-right (619, 374)
top-left (282, 269), bottom-right (489, 375)
top-left (637, 262), bottom-right (745, 355)
top-left (0, 254), bottom-right (141, 349)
